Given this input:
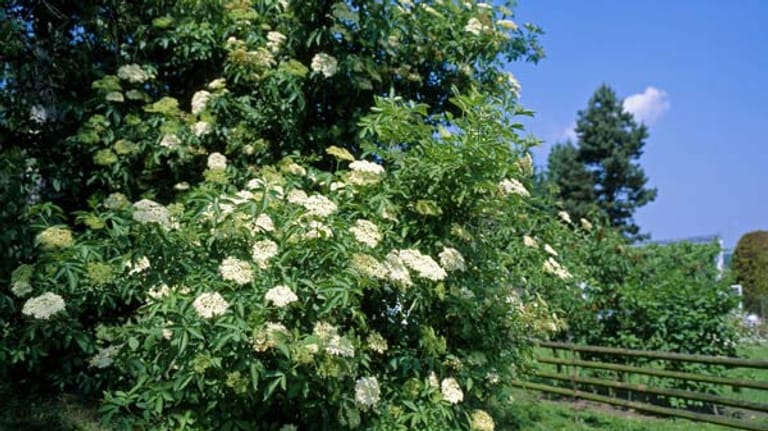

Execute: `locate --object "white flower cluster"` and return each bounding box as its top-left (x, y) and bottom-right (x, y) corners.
top-left (160, 134), bottom-right (181, 149)
top-left (580, 218), bottom-right (593, 231)
top-left (266, 31), bottom-right (287, 52)
top-left (191, 90), bottom-right (212, 115)
top-left (351, 253), bottom-right (388, 279)
top-left (89, 345), bottom-right (121, 369)
top-left (543, 257), bottom-right (572, 281)
top-left (117, 64), bottom-right (149, 83)
top-left (438, 247), bottom-right (466, 272)
top-left (354, 376), bottom-right (381, 408)
top-left (311, 53), bottom-right (338, 78)
top-left (193, 121), bottom-right (211, 137)
top-left (440, 377), bottom-right (464, 404)
top-left (252, 239), bottom-right (279, 268)
top-left (251, 213), bottom-right (275, 233)
top-left (252, 322), bottom-right (289, 352)
top-left (287, 189), bottom-right (308, 204)
top-left (523, 235), bottom-right (538, 248)
top-left (347, 160), bottom-right (385, 186)
top-left (208, 78), bottom-right (226, 90)
top-left (326, 334), bottom-right (355, 357)
top-left (22, 292), bottom-right (66, 320)
top-left (303, 220), bottom-right (333, 240)
top-left (219, 257), bottom-right (254, 285)
top-left (208, 152), bottom-right (227, 170)
top-left (265, 285), bottom-right (298, 307)
top-left (126, 256), bottom-right (150, 276)
top-left (384, 251), bottom-right (413, 288)
top-left (544, 244), bottom-right (558, 257)
top-left (148, 283), bottom-right (171, 300)
top-left (464, 17), bottom-right (489, 35)
top-left (132, 199), bottom-right (170, 226)
top-left (397, 249), bottom-right (447, 281)
top-left (301, 194), bottom-right (337, 218)
top-left (498, 178), bottom-right (529, 197)
top-left (192, 292), bottom-right (230, 318)
top-left (558, 211), bottom-right (572, 224)
top-left (349, 219), bottom-right (382, 248)
top-left (497, 19), bottom-right (517, 30)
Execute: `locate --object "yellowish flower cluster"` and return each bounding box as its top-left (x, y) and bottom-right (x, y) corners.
top-left (351, 253), bottom-right (388, 279)
top-left (470, 409), bottom-right (495, 431)
top-left (252, 322), bottom-right (289, 352)
top-left (11, 264), bottom-right (33, 297)
top-left (326, 145), bottom-right (355, 161)
top-left (252, 239), bottom-right (279, 268)
top-left (397, 249), bottom-right (447, 281)
top-left (36, 226), bottom-right (74, 250)
top-left (89, 345), bottom-right (121, 369)
top-left (523, 235), bottom-right (538, 248)
top-left (117, 64), bottom-right (149, 83)
top-left (366, 332), bottom-right (388, 353)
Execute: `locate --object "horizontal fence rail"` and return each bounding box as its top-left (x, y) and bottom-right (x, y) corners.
top-left (538, 341), bottom-right (768, 369)
top-left (519, 341), bottom-right (768, 431)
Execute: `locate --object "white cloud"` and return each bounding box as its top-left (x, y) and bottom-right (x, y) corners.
top-left (557, 122), bottom-right (577, 142)
top-left (622, 86), bottom-right (670, 126)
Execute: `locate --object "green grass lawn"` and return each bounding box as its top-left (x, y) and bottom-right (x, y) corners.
top-left (498, 391), bottom-right (736, 431)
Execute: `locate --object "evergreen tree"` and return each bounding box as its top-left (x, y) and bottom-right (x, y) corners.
top-left (546, 141), bottom-right (597, 222)
top-left (548, 84), bottom-right (657, 240)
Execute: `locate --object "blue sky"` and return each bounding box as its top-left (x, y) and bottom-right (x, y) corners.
top-left (509, 0), bottom-right (768, 248)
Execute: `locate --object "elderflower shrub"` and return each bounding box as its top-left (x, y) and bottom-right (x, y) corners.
top-left (4, 89), bottom-right (587, 429)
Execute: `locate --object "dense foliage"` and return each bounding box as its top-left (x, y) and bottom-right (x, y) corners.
top-left (732, 230), bottom-right (768, 314)
top-left (546, 84), bottom-right (657, 241)
top-left (0, 0), bottom-right (542, 286)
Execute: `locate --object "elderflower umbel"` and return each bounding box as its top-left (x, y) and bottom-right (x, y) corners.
top-left (367, 332), bottom-right (388, 353)
top-left (193, 121), bottom-right (211, 137)
top-left (355, 376), bottom-right (381, 408)
top-left (191, 90), bottom-right (211, 115)
top-left (470, 409), bottom-right (496, 431)
top-left (117, 64), bottom-right (149, 83)
top-left (208, 152), bottom-right (227, 170)
top-left (287, 189), bottom-right (309, 204)
top-left (132, 199), bottom-right (170, 226)
top-left (219, 257), bottom-right (254, 285)
top-left (11, 265), bottom-right (33, 297)
top-left (438, 247), bottom-right (466, 272)
top-left (252, 213), bottom-right (275, 233)
top-left (326, 145), bottom-right (355, 161)
top-left (127, 256), bottom-right (150, 275)
top-left (265, 285), bottom-right (298, 307)
top-left (303, 220), bottom-right (333, 240)
top-left (301, 194), bottom-right (337, 218)
top-left (22, 292), bottom-right (66, 320)
top-left (350, 219), bottom-right (382, 248)
top-left (580, 218), bottom-right (593, 231)
top-left (89, 345), bottom-right (121, 369)
top-left (398, 249), bottom-right (447, 281)
top-left (544, 244), bottom-right (558, 257)
top-left (558, 211), bottom-right (572, 224)
top-left (523, 235), bottom-right (538, 248)
top-left (351, 253), bottom-right (388, 279)
top-left (498, 178), bottom-right (529, 197)
top-left (440, 378), bottom-right (464, 404)
top-left (36, 226), bottom-right (74, 250)
top-left (192, 292), bottom-right (229, 319)
top-left (384, 251), bottom-right (413, 288)
top-left (497, 19), bottom-right (517, 30)
top-left (326, 335), bottom-right (355, 357)
top-left (311, 53), bottom-right (338, 78)
top-left (160, 134), bottom-right (181, 149)
top-left (464, 17), bottom-right (485, 35)
top-left (266, 31), bottom-right (287, 52)
top-left (252, 239), bottom-right (279, 269)
top-left (543, 257), bottom-right (573, 281)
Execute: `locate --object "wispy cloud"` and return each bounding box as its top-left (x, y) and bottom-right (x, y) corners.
top-left (623, 86), bottom-right (670, 126)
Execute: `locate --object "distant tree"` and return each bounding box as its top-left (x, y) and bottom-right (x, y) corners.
top-left (732, 230), bottom-right (768, 314)
top-left (547, 84), bottom-right (657, 241)
top-left (546, 141), bottom-right (598, 222)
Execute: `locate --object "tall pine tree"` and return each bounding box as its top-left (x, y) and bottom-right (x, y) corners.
top-left (548, 84), bottom-right (657, 240)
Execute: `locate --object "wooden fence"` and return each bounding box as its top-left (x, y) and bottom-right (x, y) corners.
top-left (511, 341), bottom-right (768, 431)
